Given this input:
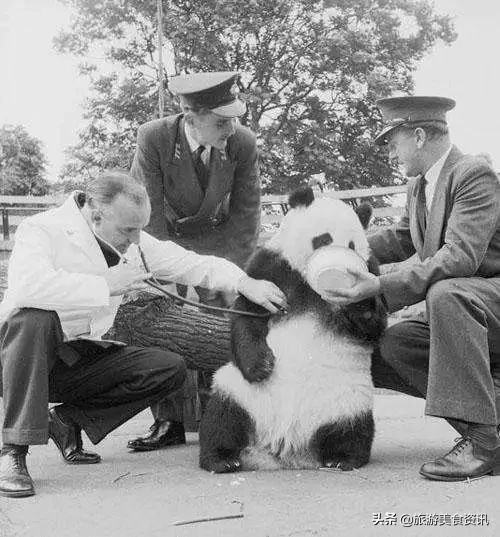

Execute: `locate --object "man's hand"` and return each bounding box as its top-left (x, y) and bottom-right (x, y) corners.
top-left (237, 276), bottom-right (288, 314)
top-left (104, 264), bottom-right (153, 297)
top-left (321, 269), bottom-right (380, 305)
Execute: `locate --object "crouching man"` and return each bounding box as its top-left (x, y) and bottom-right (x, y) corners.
top-left (0, 170), bottom-right (286, 497)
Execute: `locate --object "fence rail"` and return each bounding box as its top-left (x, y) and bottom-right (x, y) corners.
top-left (0, 186), bottom-right (406, 249)
top-left (261, 185), bottom-right (406, 204)
top-left (260, 185), bottom-right (406, 230)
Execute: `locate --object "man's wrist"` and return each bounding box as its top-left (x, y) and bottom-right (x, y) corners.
top-left (236, 274), bottom-right (252, 294)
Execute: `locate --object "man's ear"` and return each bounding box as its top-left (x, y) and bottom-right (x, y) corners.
top-left (90, 208), bottom-right (102, 224)
top-left (414, 127), bottom-right (427, 148)
top-left (87, 197), bottom-right (103, 224)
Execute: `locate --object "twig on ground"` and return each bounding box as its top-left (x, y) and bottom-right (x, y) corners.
top-left (112, 472), bottom-right (151, 483)
top-left (113, 472), bottom-right (131, 483)
top-left (172, 513), bottom-right (244, 526)
top-left (173, 501), bottom-right (244, 526)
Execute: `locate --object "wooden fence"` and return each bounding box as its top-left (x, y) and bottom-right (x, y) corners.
top-left (260, 185), bottom-right (406, 228)
top-left (0, 195), bottom-right (65, 249)
top-left (0, 186), bottom-right (407, 250)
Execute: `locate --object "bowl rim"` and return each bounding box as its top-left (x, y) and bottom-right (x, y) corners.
top-left (308, 245), bottom-right (367, 270)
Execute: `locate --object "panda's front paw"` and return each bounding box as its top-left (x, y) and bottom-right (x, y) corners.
top-left (322, 460), bottom-right (355, 472)
top-left (207, 459), bottom-right (242, 474)
top-left (243, 354), bottom-right (275, 383)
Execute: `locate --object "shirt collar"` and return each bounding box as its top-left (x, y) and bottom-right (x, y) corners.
top-left (424, 144), bottom-right (452, 187)
top-left (184, 122), bottom-right (212, 154)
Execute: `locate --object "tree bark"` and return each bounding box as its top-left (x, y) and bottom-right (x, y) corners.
top-left (109, 292), bottom-right (233, 370)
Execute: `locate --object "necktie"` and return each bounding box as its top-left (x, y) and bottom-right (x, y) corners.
top-left (416, 175), bottom-right (427, 236)
top-left (94, 235), bottom-right (121, 267)
top-left (193, 145), bottom-right (208, 191)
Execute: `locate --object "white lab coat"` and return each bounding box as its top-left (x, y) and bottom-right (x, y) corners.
top-left (0, 193), bottom-right (246, 340)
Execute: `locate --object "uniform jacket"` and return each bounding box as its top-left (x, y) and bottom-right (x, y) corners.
top-left (130, 114), bottom-right (261, 268)
top-left (368, 146), bottom-right (500, 312)
top-left (0, 194), bottom-right (246, 340)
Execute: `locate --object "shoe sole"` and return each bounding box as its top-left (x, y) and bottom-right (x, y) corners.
top-left (0, 488), bottom-right (35, 498)
top-left (127, 441), bottom-right (187, 452)
top-left (419, 468), bottom-right (494, 482)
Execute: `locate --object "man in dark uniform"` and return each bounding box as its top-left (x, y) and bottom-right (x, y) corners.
top-left (129, 71), bottom-right (261, 451)
top-left (323, 96), bottom-right (500, 481)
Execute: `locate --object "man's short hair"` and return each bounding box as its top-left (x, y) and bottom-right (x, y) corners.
top-left (181, 100), bottom-right (213, 125)
top-left (398, 122), bottom-right (449, 141)
top-left (86, 170), bottom-right (148, 207)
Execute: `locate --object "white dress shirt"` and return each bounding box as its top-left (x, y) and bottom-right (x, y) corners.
top-left (184, 123), bottom-right (212, 165)
top-left (424, 144), bottom-right (452, 211)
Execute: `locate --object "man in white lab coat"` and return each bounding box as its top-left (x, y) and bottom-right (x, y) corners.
top-left (0, 170), bottom-right (286, 498)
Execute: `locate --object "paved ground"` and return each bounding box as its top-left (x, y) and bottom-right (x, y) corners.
top-left (1, 394), bottom-right (499, 537)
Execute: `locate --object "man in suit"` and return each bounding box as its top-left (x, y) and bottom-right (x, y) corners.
top-left (323, 96), bottom-right (500, 481)
top-left (0, 171), bottom-right (286, 497)
top-left (129, 71), bottom-right (261, 451)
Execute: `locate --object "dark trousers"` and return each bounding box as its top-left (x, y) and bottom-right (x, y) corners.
top-left (0, 308), bottom-right (187, 445)
top-left (372, 277), bottom-right (500, 426)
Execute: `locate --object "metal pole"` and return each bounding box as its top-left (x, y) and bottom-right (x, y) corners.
top-left (2, 209), bottom-right (10, 241)
top-left (157, 0), bottom-right (165, 118)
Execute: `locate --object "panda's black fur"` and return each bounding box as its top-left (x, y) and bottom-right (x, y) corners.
top-left (199, 187), bottom-right (387, 473)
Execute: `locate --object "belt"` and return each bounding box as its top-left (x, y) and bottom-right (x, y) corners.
top-left (170, 215), bottom-right (227, 238)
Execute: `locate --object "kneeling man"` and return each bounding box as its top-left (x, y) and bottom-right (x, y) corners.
top-left (0, 170), bottom-right (286, 497)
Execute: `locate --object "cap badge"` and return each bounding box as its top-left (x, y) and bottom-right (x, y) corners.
top-left (388, 117), bottom-right (407, 126)
top-left (230, 82), bottom-right (239, 98)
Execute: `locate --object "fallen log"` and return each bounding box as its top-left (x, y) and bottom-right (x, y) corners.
top-left (109, 292), bottom-right (233, 371)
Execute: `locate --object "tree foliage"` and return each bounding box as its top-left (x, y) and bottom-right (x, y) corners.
top-left (55, 0), bottom-right (456, 193)
top-left (0, 125), bottom-right (50, 196)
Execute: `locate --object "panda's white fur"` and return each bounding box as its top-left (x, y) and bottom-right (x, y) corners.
top-left (213, 313), bottom-right (373, 470)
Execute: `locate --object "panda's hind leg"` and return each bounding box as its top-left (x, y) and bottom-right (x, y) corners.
top-left (311, 412), bottom-right (374, 471)
top-left (199, 392), bottom-right (254, 473)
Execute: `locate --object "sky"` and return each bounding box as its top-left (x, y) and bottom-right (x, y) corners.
top-left (1, 0), bottom-right (500, 178)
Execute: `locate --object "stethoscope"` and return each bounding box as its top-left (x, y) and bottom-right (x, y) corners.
top-left (136, 245), bottom-right (280, 319)
top-left (92, 221), bottom-right (282, 319)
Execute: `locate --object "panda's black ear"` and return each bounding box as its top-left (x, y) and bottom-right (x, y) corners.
top-left (355, 203), bottom-right (372, 230)
top-left (289, 187), bottom-right (315, 208)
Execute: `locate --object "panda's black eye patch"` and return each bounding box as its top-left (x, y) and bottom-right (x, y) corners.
top-left (312, 233), bottom-right (333, 250)
top-left (348, 240), bottom-right (355, 251)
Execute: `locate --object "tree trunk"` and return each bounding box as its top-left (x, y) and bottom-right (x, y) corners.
top-left (108, 292), bottom-right (233, 371)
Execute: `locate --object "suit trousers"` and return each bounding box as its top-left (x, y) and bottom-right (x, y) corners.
top-left (0, 308), bottom-right (187, 445)
top-left (371, 277), bottom-right (500, 426)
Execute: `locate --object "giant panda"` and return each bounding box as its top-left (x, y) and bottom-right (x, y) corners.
top-left (199, 187), bottom-right (387, 473)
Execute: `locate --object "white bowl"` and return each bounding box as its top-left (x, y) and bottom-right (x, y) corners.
top-left (306, 246), bottom-right (367, 295)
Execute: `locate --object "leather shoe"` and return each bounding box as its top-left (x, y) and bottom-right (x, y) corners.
top-left (0, 448), bottom-right (35, 498)
top-left (127, 420), bottom-right (186, 451)
top-left (420, 437), bottom-right (497, 481)
top-left (49, 407), bottom-right (101, 465)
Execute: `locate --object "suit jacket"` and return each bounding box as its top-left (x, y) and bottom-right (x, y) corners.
top-left (368, 146), bottom-right (500, 312)
top-left (0, 194), bottom-right (246, 340)
top-left (130, 114), bottom-right (261, 268)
